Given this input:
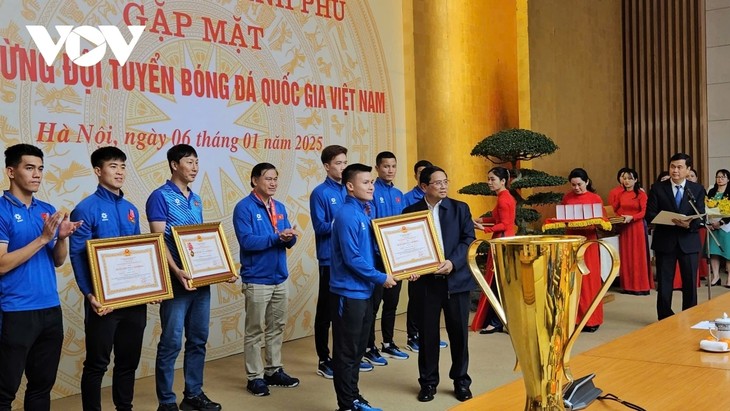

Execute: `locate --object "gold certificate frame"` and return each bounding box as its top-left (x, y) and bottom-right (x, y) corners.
top-left (171, 222), bottom-right (238, 288)
top-left (372, 210), bottom-right (445, 280)
top-left (87, 233), bottom-right (173, 310)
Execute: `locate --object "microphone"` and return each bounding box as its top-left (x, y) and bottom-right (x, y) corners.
top-left (687, 187), bottom-right (697, 204)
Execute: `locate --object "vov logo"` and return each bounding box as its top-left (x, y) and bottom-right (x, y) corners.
top-left (26, 25), bottom-right (145, 67)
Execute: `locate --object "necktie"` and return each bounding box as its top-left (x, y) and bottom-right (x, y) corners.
top-left (675, 185), bottom-right (682, 208)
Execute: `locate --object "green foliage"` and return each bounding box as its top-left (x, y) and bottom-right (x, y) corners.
top-left (458, 183), bottom-right (495, 197)
top-left (511, 169), bottom-right (567, 189)
top-left (524, 192), bottom-right (565, 206)
top-left (471, 128), bottom-right (559, 164)
top-left (462, 128), bottom-right (564, 234)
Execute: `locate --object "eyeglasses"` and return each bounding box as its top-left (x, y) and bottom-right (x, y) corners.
top-left (428, 179), bottom-right (449, 188)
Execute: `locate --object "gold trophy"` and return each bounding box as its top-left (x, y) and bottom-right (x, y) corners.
top-left (468, 235), bottom-right (619, 410)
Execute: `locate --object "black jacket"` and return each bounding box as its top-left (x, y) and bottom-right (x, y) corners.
top-left (646, 179), bottom-right (706, 254)
top-left (403, 197), bottom-right (476, 293)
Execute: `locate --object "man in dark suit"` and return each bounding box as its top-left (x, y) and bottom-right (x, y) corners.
top-left (402, 166), bottom-right (476, 403)
top-left (646, 153), bottom-right (706, 320)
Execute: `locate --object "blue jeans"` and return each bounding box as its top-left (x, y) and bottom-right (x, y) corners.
top-left (155, 287), bottom-right (211, 405)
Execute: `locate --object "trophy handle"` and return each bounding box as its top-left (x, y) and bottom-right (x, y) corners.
top-left (467, 240), bottom-right (507, 326)
top-left (563, 239), bottom-right (620, 383)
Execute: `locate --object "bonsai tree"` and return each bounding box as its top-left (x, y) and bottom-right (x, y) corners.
top-left (459, 128), bottom-right (567, 234)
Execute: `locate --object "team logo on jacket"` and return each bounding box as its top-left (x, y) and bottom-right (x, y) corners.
top-left (330, 198), bottom-right (337, 205)
top-left (396, 197), bottom-right (401, 203)
top-left (361, 222), bottom-right (366, 230)
top-left (40, 212), bottom-right (48, 221)
top-left (15, 213), bottom-right (23, 223)
top-left (101, 212), bottom-right (109, 222)
top-left (256, 213), bottom-right (263, 221)
top-left (175, 198), bottom-right (181, 206)
top-left (379, 197), bottom-right (384, 203)
top-left (194, 200), bottom-right (200, 207)
top-left (128, 209), bottom-right (136, 224)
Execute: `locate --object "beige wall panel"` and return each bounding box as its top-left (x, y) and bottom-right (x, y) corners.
top-left (524, 0), bottom-right (625, 200)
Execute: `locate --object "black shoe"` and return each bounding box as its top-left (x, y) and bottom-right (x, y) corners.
top-left (157, 404), bottom-right (179, 411)
top-left (710, 278), bottom-right (721, 286)
top-left (180, 392), bottom-right (221, 411)
top-left (454, 384), bottom-right (473, 402)
top-left (582, 325), bottom-right (600, 333)
top-left (479, 325), bottom-right (503, 334)
top-left (417, 385), bottom-right (437, 402)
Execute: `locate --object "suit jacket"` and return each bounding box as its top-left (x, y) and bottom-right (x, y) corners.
top-left (403, 197), bottom-right (476, 293)
top-left (646, 179), bottom-right (706, 254)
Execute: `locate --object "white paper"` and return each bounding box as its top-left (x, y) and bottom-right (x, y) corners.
top-left (593, 203), bottom-right (604, 217)
top-left (97, 244), bottom-right (162, 300)
top-left (565, 205), bottom-right (575, 220)
top-left (180, 233), bottom-right (228, 278)
top-left (574, 205), bottom-right (584, 220)
top-left (692, 320), bottom-right (715, 330)
top-left (722, 224), bottom-right (730, 233)
top-left (381, 221), bottom-right (439, 272)
top-left (556, 205), bottom-right (566, 220)
top-left (650, 210), bottom-right (705, 226)
top-left (583, 204), bottom-right (594, 219)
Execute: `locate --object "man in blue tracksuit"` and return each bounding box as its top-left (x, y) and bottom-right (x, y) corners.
top-left (309, 145), bottom-right (350, 378)
top-left (70, 146), bottom-right (146, 411)
top-left (402, 160), bottom-right (432, 209)
top-left (330, 163), bottom-right (397, 411)
top-left (364, 152), bottom-right (409, 365)
top-left (401, 159), bottom-right (433, 353)
top-left (233, 162), bottom-right (299, 397)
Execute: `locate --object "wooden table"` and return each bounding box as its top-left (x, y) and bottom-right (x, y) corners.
top-left (452, 293), bottom-right (730, 410)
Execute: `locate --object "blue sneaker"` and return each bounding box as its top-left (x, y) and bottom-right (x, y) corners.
top-left (406, 337), bottom-right (419, 353)
top-left (246, 378), bottom-right (270, 396)
top-left (317, 358), bottom-right (334, 379)
top-left (264, 368), bottom-right (299, 387)
top-left (363, 347), bottom-right (388, 366)
top-left (359, 361), bottom-right (374, 372)
top-left (440, 340), bottom-right (448, 349)
top-left (381, 342), bottom-right (409, 360)
top-left (352, 397), bottom-right (382, 411)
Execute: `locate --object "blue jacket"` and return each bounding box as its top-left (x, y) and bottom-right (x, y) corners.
top-left (234, 192), bottom-right (296, 285)
top-left (372, 179), bottom-right (404, 218)
top-left (70, 185), bottom-right (141, 297)
top-left (309, 177), bottom-right (346, 266)
top-left (402, 186), bottom-right (425, 208)
top-left (330, 196), bottom-right (387, 299)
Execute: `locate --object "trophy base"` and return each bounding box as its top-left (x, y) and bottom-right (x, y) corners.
top-left (563, 374), bottom-right (601, 410)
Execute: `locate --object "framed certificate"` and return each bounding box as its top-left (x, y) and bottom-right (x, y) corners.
top-left (87, 233), bottom-right (173, 311)
top-left (371, 210), bottom-right (445, 280)
top-left (171, 222), bottom-right (238, 288)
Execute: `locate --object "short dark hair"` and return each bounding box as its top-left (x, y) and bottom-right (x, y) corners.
top-left (167, 144), bottom-right (197, 172)
top-left (250, 162), bottom-right (277, 187)
top-left (568, 168), bottom-right (596, 193)
top-left (375, 151), bottom-right (396, 166)
top-left (321, 145), bottom-right (347, 164)
top-left (5, 144), bottom-right (43, 168)
top-left (669, 153), bottom-right (692, 169)
top-left (413, 160), bottom-right (433, 174)
top-left (342, 163), bottom-right (372, 185)
top-left (489, 166), bottom-right (510, 187)
top-left (419, 165), bottom-right (447, 186)
top-left (91, 146), bottom-right (126, 168)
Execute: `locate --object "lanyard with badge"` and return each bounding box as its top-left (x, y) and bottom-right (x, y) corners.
top-left (254, 192), bottom-right (279, 233)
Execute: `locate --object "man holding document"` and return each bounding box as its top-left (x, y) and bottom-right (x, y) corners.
top-left (647, 153), bottom-right (706, 320)
top-left (70, 146), bottom-right (146, 411)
